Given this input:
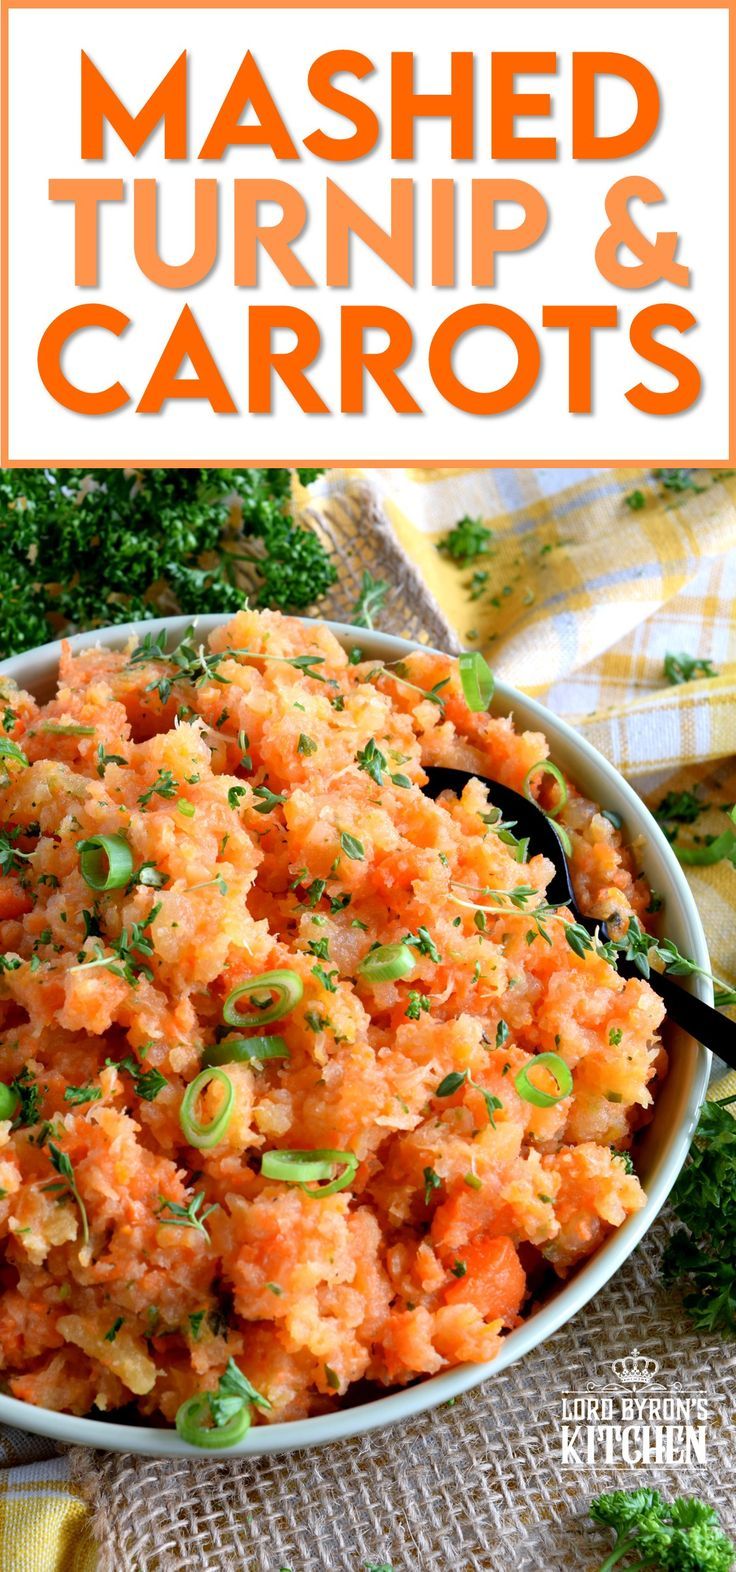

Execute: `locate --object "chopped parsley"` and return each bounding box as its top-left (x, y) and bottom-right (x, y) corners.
top-left (403, 926), bottom-right (442, 964)
top-left (311, 964), bottom-right (338, 993)
top-left (74, 904), bottom-right (161, 988)
top-left (437, 516), bottom-right (493, 563)
top-left (64, 1085), bottom-right (102, 1106)
top-left (423, 1166), bottom-right (441, 1205)
top-left (655, 789), bottom-right (705, 826)
top-left (106, 1056), bottom-right (168, 1102)
top-left (663, 652), bottom-right (719, 686)
top-left (138, 769), bottom-right (178, 808)
top-left (0, 469), bottom-right (333, 660)
top-left (0, 829), bottom-right (33, 877)
top-left (8, 1066), bottom-right (41, 1128)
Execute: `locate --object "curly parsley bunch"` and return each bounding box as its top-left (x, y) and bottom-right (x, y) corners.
top-left (590, 1490), bottom-right (735, 1571)
top-left (0, 467), bottom-right (333, 658)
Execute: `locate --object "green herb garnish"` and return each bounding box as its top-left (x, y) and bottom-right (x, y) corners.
top-left (434, 1070), bottom-right (503, 1128)
top-left (339, 831), bottom-right (365, 861)
top-left (423, 1166), bottom-right (441, 1205)
top-left (437, 516), bottom-right (493, 563)
top-left (138, 769), bottom-right (178, 807)
top-left (663, 651), bottom-right (719, 686)
top-left (661, 1095), bottom-right (736, 1335)
top-left (351, 571), bottom-right (389, 629)
top-left (106, 1056), bottom-right (168, 1102)
top-left (64, 1085), bottom-right (102, 1106)
top-left (588, 1488), bottom-right (734, 1572)
top-left (0, 469), bottom-right (333, 660)
top-left (252, 785), bottom-right (287, 815)
top-left (46, 1143), bottom-right (89, 1246)
top-left (157, 1190), bottom-right (218, 1237)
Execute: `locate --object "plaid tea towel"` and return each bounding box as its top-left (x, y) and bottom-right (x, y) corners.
top-left (2, 464), bottom-right (736, 1570)
top-left (304, 464), bottom-right (736, 992)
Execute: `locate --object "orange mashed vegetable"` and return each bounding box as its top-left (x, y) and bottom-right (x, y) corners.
top-left (0, 611), bottom-right (665, 1425)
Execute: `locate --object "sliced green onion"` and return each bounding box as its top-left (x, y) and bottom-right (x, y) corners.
top-left (0, 738), bottom-right (28, 769)
top-left (41, 723), bottom-right (95, 737)
top-left (202, 1035), bottom-right (289, 1068)
top-left (261, 1147), bottom-right (358, 1197)
top-left (515, 1052), bottom-right (573, 1108)
top-left (223, 969), bottom-right (303, 1027)
top-left (179, 1068), bottom-right (234, 1149)
top-left (554, 823), bottom-right (573, 857)
top-left (77, 834), bottom-right (134, 892)
top-left (674, 826), bottom-right (736, 867)
top-left (459, 651), bottom-right (494, 712)
top-left (523, 760), bottom-right (568, 820)
top-left (357, 943), bottom-right (415, 984)
top-left (175, 1394), bottom-right (251, 1449)
top-left (0, 1083), bottom-right (19, 1121)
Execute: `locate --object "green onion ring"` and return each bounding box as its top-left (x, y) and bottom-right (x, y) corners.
top-left (459, 651), bottom-right (495, 713)
top-left (554, 823), bottom-right (573, 857)
top-left (202, 1035), bottom-right (289, 1068)
top-left (523, 760), bottom-right (569, 820)
top-left (0, 1084), bottom-right (19, 1121)
top-left (0, 739), bottom-right (28, 769)
top-left (357, 943), bottom-right (415, 984)
top-left (514, 1052), bottom-right (573, 1108)
top-left (77, 834), bottom-right (134, 892)
top-left (179, 1068), bottom-right (235, 1149)
top-left (175, 1394), bottom-right (252, 1449)
top-left (261, 1147), bottom-right (358, 1197)
top-left (41, 723), bottom-right (96, 737)
top-left (223, 970), bottom-right (303, 1027)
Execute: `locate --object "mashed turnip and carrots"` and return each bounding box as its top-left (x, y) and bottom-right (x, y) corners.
top-left (0, 612), bottom-right (664, 1436)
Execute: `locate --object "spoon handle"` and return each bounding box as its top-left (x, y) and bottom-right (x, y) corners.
top-left (616, 957), bottom-right (736, 1070)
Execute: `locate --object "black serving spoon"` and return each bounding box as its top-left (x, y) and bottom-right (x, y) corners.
top-left (424, 765), bottom-right (736, 1069)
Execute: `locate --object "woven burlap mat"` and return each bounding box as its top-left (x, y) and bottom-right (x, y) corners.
top-left (63, 482), bottom-right (734, 1570)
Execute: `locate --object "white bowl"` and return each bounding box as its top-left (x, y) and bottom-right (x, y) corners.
top-left (0, 616), bottom-right (710, 1457)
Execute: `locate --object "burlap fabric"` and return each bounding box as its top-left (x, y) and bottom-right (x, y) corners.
top-left (58, 484), bottom-right (732, 1569)
top-left (67, 1214), bottom-right (735, 1572)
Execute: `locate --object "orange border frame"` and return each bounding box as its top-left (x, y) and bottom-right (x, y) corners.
top-left (1, 0), bottom-right (734, 469)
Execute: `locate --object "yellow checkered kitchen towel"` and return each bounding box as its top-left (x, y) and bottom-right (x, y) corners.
top-left (2, 464), bottom-right (736, 1571)
top-left (326, 463), bottom-right (736, 993)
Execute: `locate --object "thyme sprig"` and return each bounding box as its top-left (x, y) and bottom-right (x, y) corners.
top-left (43, 1143), bottom-right (89, 1247)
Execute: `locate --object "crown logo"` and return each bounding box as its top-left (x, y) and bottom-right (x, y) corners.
top-left (611, 1349), bottom-right (659, 1387)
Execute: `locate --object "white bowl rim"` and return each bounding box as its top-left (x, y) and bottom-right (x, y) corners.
top-left (0, 614), bottom-right (710, 1458)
